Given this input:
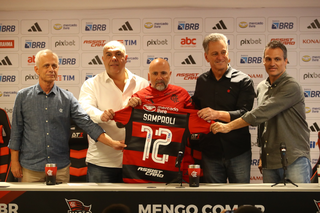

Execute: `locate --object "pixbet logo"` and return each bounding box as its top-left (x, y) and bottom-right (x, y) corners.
top-left (25, 74), bottom-right (38, 81)
top-left (146, 39), bottom-right (168, 46)
top-left (240, 38), bottom-right (261, 46)
top-left (303, 72), bottom-right (320, 79)
top-left (55, 40), bottom-right (75, 47)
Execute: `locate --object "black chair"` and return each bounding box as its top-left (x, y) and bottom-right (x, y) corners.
top-left (0, 108), bottom-right (16, 182)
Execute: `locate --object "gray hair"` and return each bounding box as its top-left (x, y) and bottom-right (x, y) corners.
top-left (35, 49), bottom-right (58, 67)
top-left (263, 40), bottom-right (287, 60)
top-left (202, 33), bottom-right (228, 53)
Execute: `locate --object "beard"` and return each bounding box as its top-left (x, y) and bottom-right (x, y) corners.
top-left (154, 80), bottom-right (167, 91)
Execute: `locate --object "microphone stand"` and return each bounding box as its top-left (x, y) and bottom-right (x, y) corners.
top-left (271, 159), bottom-right (298, 187)
top-left (166, 151), bottom-right (186, 188)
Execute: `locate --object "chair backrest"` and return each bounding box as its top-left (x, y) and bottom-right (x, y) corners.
top-left (0, 108), bottom-right (15, 182)
top-left (69, 119), bottom-right (89, 182)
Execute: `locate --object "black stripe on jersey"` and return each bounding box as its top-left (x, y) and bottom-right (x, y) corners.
top-left (132, 108), bottom-right (189, 128)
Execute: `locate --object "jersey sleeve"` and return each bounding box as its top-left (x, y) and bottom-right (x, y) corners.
top-left (113, 107), bottom-right (133, 126)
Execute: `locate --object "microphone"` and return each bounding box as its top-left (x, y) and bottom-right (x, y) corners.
top-left (280, 143), bottom-right (287, 170)
top-left (175, 151), bottom-right (184, 168)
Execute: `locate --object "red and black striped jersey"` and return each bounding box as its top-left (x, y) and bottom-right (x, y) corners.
top-left (113, 104), bottom-right (211, 183)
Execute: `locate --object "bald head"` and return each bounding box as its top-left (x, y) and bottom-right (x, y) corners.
top-left (148, 58), bottom-right (172, 91)
top-left (103, 40), bottom-right (126, 55)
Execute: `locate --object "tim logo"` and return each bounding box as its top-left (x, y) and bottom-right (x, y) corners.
top-left (65, 199), bottom-right (92, 213)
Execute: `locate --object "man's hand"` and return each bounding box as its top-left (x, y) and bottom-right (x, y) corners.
top-left (197, 107), bottom-right (219, 122)
top-left (127, 97), bottom-right (142, 108)
top-left (11, 160), bottom-right (23, 178)
top-left (111, 140), bottom-right (127, 151)
top-left (210, 122), bottom-right (231, 134)
top-left (101, 109), bottom-right (115, 122)
top-left (258, 158), bottom-right (263, 174)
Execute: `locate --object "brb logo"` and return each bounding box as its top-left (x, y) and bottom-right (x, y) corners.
top-left (240, 56), bottom-right (262, 64)
top-left (272, 21), bottom-right (294, 29)
top-left (25, 40), bottom-right (46, 49)
top-left (177, 21), bottom-right (200, 30)
top-left (147, 57), bottom-right (168, 64)
top-left (85, 22), bottom-right (106, 31)
top-left (304, 89), bottom-right (320, 98)
top-left (0, 74), bottom-right (16, 82)
top-left (58, 57), bottom-right (76, 65)
top-left (0, 24), bottom-right (16, 32)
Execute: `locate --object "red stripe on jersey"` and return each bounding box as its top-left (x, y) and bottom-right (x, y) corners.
top-left (132, 121), bottom-right (185, 142)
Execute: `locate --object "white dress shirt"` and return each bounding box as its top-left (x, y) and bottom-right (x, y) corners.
top-left (79, 69), bottom-right (148, 168)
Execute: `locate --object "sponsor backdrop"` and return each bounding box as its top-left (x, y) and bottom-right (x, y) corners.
top-left (0, 8), bottom-right (320, 183)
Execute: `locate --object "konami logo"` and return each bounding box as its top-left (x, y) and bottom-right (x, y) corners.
top-left (0, 40), bottom-right (14, 48)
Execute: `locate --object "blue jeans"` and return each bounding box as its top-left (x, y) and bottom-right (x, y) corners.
top-left (262, 157), bottom-right (311, 183)
top-left (87, 163), bottom-right (123, 183)
top-left (201, 150), bottom-right (251, 183)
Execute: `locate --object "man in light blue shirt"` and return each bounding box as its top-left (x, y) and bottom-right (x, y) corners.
top-left (8, 49), bottom-right (126, 182)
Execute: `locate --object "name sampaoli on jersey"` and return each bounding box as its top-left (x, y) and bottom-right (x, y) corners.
top-left (143, 113), bottom-right (176, 125)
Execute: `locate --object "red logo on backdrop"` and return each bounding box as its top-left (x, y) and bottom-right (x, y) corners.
top-left (65, 199), bottom-right (92, 213)
top-left (0, 40), bottom-right (14, 48)
top-left (270, 38), bottom-right (295, 45)
top-left (83, 40), bottom-right (106, 47)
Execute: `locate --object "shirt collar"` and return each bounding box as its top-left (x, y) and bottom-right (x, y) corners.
top-left (266, 71), bottom-right (288, 87)
top-left (104, 68), bottom-right (136, 83)
top-left (209, 64), bottom-right (232, 79)
top-left (36, 83), bottom-right (57, 95)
